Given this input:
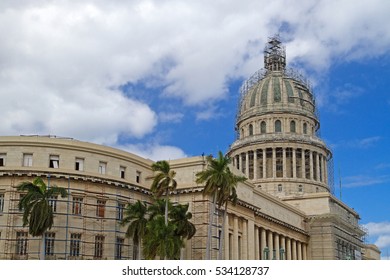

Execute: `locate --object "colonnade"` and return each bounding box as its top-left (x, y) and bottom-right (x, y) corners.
top-left (232, 147), bottom-right (328, 184)
top-left (223, 215), bottom-right (307, 260)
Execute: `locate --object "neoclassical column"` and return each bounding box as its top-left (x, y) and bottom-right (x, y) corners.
top-left (324, 156), bottom-right (328, 184)
top-left (309, 151), bottom-right (314, 180)
top-left (272, 148), bottom-right (276, 179)
top-left (316, 153), bottom-right (320, 182)
top-left (292, 148), bottom-right (297, 178)
top-left (282, 148), bottom-right (287, 178)
top-left (260, 228), bottom-right (266, 260)
top-left (301, 150), bottom-right (305, 178)
top-left (239, 154), bottom-right (243, 174)
top-left (254, 226), bottom-right (259, 260)
top-left (242, 219), bottom-right (248, 259)
top-left (247, 220), bottom-right (255, 259)
top-left (224, 213), bottom-right (230, 260)
top-left (280, 235), bottom-right (286, 260)
top-left (302, 243), bottom-right (307, 260)
top-left (245, 152), bottom-right (249, 177)
top-left (253, 150), bottom-right (258, 180)
top-left (297, 241), bottom-right (302, 260)
top-left (262, 150), bottom-right (267, 178)
top-left (286, 238), bottom-right (291, 260)
top-left (267, 231), bottom-right (274, 260)
top-left (233, 216), bottom-right (239, 260)
top-left (275, 233), bottom-right (280, 260)
top-left (292, 239), bottom-right (297, 260)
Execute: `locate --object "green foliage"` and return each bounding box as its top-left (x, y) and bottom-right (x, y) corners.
top-left (121, 198), bottom-right (196, 260)
top-left (149, 160), bottom-right (177, 198)
top-left (196, 151), bottom-right (246, 208)
top-left (17, 177), bottom-right (68, 237)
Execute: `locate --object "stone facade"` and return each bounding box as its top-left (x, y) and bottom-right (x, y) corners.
top-left (0, 36), bottom-right (378, 260)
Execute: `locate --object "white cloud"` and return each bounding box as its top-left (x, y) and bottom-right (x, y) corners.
top-left (119, 143), bottom-right (187, 162)
top-left (342, 174), bottom-right (390, 188)
top-left (1, 0), bottom-right (390, 145)
top-left (364, 222), bottom-right (390, 256)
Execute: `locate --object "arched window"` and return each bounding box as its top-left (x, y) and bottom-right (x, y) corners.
top-left (249, 124), bottom-right (253, 136)
top-left (241, 128), bottom-right (245, 138)
top-left (303, 123), bottom-right (307, 134)
top-left (275, 120), bottom-right (282, 133)
top-left (260, 121), bottom-right (267, 134)
top-left (290, 120), bottom-right (296, 133)
top-left (278, 184), bottom-right (283, 192)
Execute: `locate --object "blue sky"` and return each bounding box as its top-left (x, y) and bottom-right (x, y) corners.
top-left (0, 0), bottom-right (389, 258)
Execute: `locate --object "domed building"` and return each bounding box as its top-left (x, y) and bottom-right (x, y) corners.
top-left (0, 36), bottom-right (380, 260)
top-left (228, 36), bottom-right (373, 259)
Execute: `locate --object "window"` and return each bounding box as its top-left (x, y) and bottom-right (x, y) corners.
top-left (45, 232), bottom-right (55, 256)
top-left (303, 123), bottom-right (308, 134)
top-left (18, 194), bottom-right (25, 212)
top-left (136, 171), bottom-right (141, 184)
top-left (117, 202), bottom-right (125, 221)
top-left (290, 121), bottom-right (296, 133)
top-left (278, 184), bottom-right (283, 192)
top-left (298, 185), bottom-right (303, 192)
top-left (70, 233), bottom-right (82, 257)
top-left (49, 155), bottom-right (59, 168)
top-left (94, 235), bottom-right (105, 259)
top-left (260, 121), bottom-right (267, 134)
top-left (72, 197), bottom-right (83, 215)
top-left (248, 124), bottom-right (253, 136)
top-left (275, 120), bottom-right (282, 133)
top-left (0, 193), bottom-right (4, 213)
top-left (23, 154), bottom-right (33, 167)
top-left (115, 237), bottom-right (124, 260)
top-left (120, 166), bottom-right (126, 179)
top-left (96, 200), bottom-right (106, 218)
top-left (48, 196), bottom-right (57, 212)
top-left (75, 158), bottom-right (84, 171)
top-left (16, 232), bottom-right (28, 256)
top-left (0, 154), bottom-right (5, 167)
top-left (98, 162), bottom-right (106, 174)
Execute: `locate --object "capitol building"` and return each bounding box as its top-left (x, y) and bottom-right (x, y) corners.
top-left (0, 36), bottom-right (380, 260)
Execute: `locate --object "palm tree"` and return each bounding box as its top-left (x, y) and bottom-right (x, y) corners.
top-left (142, 215), bottom-right (183, 260)
top-left (149, 160), bottom-right (177, 225)
top-left (195, 151), bottom-right (246, 259)
top-left (120, 200), bottom-right (148, 260)
top-left (17, 177), bottom-right (68, 260)
top-left (169, 203), bottom-right (196, 240)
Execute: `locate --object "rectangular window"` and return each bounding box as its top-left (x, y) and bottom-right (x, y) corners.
top-left (0, 193), bottom-right (4, 213)
top-left (18, 194), bottom-right (25, 212)
top-left (117, 202), bottom-right (125, 221)
top-left (23, 154), bottom-right (33, 167)
top-left (49, 155), bottom-right (59, 168)
top-left (94, 235), bottom-right (104, 259)
top-left (48, 196), bottom-right (57, 212)
top-left (75, 158), bottom-right (84, 171)
top-left (120, 166), bottom-right (126, 179)
top-left (96, 200), bottom-right (106, 218)
top-left (115, 237), bottom-right (124, 260)
top-left (0, 153), bottom-right (6, 167)
top-left (45, 232), bottom-right (55, 256)
top-left (72, 197), bottom-right (83, 215)
top-left (70, 233), bottom-right (82, 257)
top-left (98, 162), bottom-right (106, 174)
top-left (136, 171), bottom-right (141, 183)
top-left (16, 232), bottom-right (28, 255)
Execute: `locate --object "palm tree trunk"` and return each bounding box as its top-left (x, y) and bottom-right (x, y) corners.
top-left (206, 193), bottom-right (216, 260)
top-left (218, 203), bottom-right (228, 260)
top-left (40, 234), bottom-right (45, 260)
top-left (165, 189), bottom-right (169, 226)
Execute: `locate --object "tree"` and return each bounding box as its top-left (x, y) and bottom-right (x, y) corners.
top-left (195, 151), bottom-right (246, 259)
top-left (120, 200), bottom-right (148, 260)
top-left (169, 203), bottom-right (196, 240)
top-left (149, 160), bottom-right (177, 225)
top-left (17, 177), bottom-right (68, 260)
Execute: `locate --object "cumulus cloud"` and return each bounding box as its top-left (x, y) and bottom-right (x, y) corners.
top-left (1, 0), bottom-right (390, 149)
top-left (364, 222), bottom-right (390, 256)
top-left (119, 143), bottom-right (187, 161)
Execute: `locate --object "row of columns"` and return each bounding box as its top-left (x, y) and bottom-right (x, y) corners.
top-left (233, 147), bottom-right (328, 184)
top-left (223, 215), bottom-right (307, 260)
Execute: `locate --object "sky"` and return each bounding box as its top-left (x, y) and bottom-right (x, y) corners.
top-left (0, 0), bottom-right (389, 258)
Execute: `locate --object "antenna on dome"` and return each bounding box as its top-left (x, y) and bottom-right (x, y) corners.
top-left (264, 34), bottom-right (286, 72)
